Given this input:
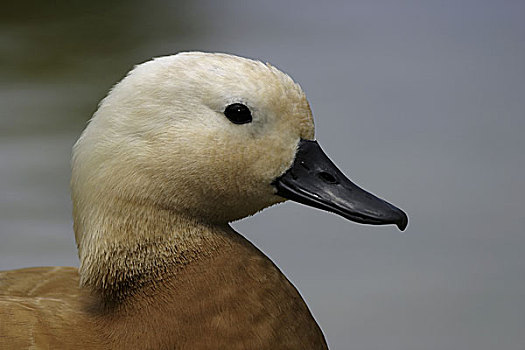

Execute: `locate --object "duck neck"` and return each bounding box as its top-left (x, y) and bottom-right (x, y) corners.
top-left (74, 198), bottom-right (234, 303)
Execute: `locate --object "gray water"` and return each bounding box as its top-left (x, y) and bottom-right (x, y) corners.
top-left (1, 1), bottom-right (525, 349)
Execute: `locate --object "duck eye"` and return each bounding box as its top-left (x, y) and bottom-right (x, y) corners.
top-left (224, 103), bottom-right (252, 124)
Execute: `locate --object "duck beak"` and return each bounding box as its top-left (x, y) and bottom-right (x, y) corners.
top-left (273, 139), bottom-right (408, 231)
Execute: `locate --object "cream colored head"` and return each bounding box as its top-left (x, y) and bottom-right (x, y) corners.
top-left (72, 52), bottom-right (314, 260)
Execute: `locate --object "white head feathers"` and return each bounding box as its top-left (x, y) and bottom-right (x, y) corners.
top-left (71, 52), bottom-right (314, 291)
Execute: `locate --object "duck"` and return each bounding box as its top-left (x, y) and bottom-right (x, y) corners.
top-left (0, 52), bottom-right (408, 349)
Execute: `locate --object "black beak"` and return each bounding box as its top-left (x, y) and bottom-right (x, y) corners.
top-left (273, 139), bottom-right (408, 231)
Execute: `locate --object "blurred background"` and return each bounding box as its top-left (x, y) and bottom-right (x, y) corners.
top-left (1, 0), bottom-right (524, 348)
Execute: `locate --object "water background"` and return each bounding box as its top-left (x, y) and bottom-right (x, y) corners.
top-left (1, 1), bottom-right (525, 349)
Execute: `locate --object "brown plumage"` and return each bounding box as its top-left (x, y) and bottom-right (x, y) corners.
top-left (0, 230), bottom-right (327, 349)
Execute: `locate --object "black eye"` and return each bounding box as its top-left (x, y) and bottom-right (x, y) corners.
top-left (224, 103), bottom-right (252, 124)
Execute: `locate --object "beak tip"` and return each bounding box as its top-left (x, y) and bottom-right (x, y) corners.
top-left (396, 211), bottom-right (409, 231)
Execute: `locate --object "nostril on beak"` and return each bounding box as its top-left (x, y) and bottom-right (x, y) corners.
top-left (318, 171), bottom-right (338, 184)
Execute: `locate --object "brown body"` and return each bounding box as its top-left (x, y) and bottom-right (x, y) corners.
top-left (0, 231), bottom-right (327, 349)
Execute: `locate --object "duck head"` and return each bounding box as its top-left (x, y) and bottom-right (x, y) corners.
top-left (72, 52), bottom-right (407, 233)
